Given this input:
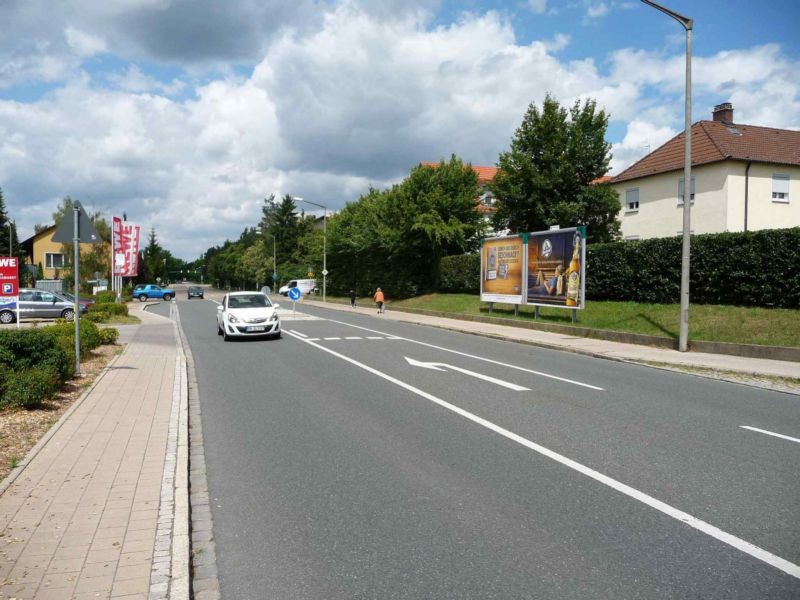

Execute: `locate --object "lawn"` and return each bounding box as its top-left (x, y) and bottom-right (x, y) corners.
top-left (380, 293), bottom-right (800, 348)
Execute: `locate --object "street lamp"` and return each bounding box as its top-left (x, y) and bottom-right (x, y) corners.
top-left (642, 0), bottom-right (693, 352)
top-left (6, 221), bottom-right (12, 256)
top-left (294, 197), bottom-right (327, 302)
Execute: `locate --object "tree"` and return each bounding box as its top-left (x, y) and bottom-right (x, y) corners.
top-left (143, 228), bottom-right (166, 282)
top-left (491, 94), bottom-right (621, 243)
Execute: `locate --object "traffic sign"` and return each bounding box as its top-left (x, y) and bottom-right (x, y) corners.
top-left (288, 288), bottom-right (302, 301)
top-left (51, 200), bottom-right (102, 244)
top-left (0, 257), bottom-right (19, 297)
top-left (322, 269), bottom-right (329, 276)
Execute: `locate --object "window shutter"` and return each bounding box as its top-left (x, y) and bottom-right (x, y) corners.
top-left (773, 174), bottom-right (790, 195)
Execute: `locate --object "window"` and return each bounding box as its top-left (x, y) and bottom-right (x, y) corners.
top-left (677, 176), bottom-right (696, 204)
top-left (625, 188), bottom-right (640, 212)
top-left (772, 174), bottom-right (790, 202)
top-left (45, 253), bottom-right (65, 269)
top-left (480, 191), bottom-right (495, 206)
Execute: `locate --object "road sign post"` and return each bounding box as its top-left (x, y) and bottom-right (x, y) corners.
top-left (287, 287), bottom-right (302, 315)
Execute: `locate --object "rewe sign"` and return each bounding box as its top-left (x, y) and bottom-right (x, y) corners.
top-left (0, 256), bottom-right (19, 297)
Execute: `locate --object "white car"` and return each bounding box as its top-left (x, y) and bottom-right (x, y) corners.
top-left (217, 292), bottom-right (281, 341)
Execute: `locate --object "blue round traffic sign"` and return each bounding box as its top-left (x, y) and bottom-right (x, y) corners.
top-left (288, 288), bottom-right (302, 301)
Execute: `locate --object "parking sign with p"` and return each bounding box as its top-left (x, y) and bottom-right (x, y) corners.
top-left (0, 257), bottom-right (19, 297)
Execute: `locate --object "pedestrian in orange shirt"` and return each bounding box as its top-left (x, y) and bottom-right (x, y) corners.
top-left (374, 287), bottom-right (385, 314)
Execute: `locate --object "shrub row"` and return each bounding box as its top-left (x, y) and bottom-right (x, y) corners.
top-left (94, 289), bottom-right (133, 304)
top-left (0, 320), bottom-right (117, 410)
top-left (86, 302), bottom-right (129, 323)
top-left (437, 228), bottom-right (800, 307)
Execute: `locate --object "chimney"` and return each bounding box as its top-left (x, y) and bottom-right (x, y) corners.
top-left (713, 102), bottom-right (734, 123)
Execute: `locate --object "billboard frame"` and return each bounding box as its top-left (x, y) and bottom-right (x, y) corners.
top-left (479, 233), bottom-right (527, 305)
top-left (524, 226), bottom-right (586, 310)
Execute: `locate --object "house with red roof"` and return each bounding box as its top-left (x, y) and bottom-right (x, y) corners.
top-left (419, 161), bottom-right (500, 217)
top-left (610, 103), bottom-right (800, 240)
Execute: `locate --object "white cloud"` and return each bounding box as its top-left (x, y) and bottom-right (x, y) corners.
top-left (64, 26), bottom-right (107, 57)
top-left (586, 3), bottom-right (609, 19)
top-left (527, 0), bottom-right (548, 15)
top-left (609, 120), bottom-right (677, 174)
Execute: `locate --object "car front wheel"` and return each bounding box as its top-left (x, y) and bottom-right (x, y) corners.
top-left (0, 310), bottom-right (14, 324)
top-left (139, 294), bottom-right (148, 302)
top-left (163, 294), bottom-right (172, 301)
top-left (61, 308), bottom-right (75, 322)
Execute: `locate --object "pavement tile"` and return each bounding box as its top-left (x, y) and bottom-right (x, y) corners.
top-left (110, 577), bottom-right (149, 597)
top-left (46, 556), bottom-right (85, 573)
top-left (79, 560), bottom-right (117, 579)
top-left (74, 573), bottom-right (115, 593)
top-left (39, 570), bottom-right (79, 590)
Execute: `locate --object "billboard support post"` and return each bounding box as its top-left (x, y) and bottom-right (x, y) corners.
top-left (534, 306), bottom-right (539, 320)
top-left (514, 305), bottom-right (519, 317)
top-left (572, 309), bottom-right (577, 324)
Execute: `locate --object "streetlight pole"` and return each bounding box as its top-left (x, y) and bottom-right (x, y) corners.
top-left (295, 197), bottom-right (327, 302)
top-left (6, 221), bottom-right (11, 256)
top-left (642, 0), bottom-right (692, 352)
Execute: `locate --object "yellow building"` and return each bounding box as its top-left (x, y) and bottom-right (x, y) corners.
top-left (610, 103), bottom-right (800, 240)
top-left (21, 225), bottom-right (97, 280)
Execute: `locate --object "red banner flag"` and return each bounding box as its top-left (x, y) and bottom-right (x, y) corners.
top-left (112, 217), bottom-right (141, 277)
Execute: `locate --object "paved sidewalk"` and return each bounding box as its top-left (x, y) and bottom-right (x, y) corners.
top-left (302, 299), bottom-right (800, 380)
top-left (0, 305), bottom-right (188, 600)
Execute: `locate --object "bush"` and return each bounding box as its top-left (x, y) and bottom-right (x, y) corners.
top-left (0, 328), bottom-right (72, 382)
top-left (94, 290), bottom-right (117, 304)
top-left (439, 253), bottom-right (481, 293)
top-left (85, 303), bottom-right (128, 323)
top-left (46, 319), bottom-right (103, 357)
top-left (1, 366), bottom-right (60, 409)
top-left (99, 327), bottom-right (119, 345)
top-left (587, 227), bottom-right (800, 307)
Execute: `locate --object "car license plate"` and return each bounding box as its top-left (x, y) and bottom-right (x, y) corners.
top-left (246, 326), bottom-right (265, 332)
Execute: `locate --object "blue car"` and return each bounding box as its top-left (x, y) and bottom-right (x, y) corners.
top-left (133, 284), bottom-right (175, 302)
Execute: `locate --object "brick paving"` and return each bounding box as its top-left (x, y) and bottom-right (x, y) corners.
top-left (0, 306), bottom-right (183, 600)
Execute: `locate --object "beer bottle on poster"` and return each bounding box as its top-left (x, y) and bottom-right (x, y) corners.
top-left (566, 233), bottom-right (581, 306)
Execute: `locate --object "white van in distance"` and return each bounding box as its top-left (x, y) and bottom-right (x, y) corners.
top-left (278, 279), bottom-right (317, 296)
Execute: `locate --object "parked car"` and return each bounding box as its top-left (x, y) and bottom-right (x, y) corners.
top-left (60, 291), bottom-right (97, 309)
top-left (278, 279), bottom-right (317, 296)
top-left (132, 284), bottom-right (175, 302)
top-left (187, 286), bottom-right (204, 299)
top-left (0, 288), bottom-right (88, 323)
top-left (216, 292), bottom-right (281, 341)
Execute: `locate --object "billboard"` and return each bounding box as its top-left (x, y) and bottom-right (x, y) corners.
top-left (112, 217), bottom-right (141, 277)
top-left (480, 235), bottom-right (525, 304)
top-left (526, 227), bottom-right (585, 309)
top-left (0, 256), bottom-right (19, 297)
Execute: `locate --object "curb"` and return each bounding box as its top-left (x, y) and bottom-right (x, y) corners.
top-left (0, 341), bottom-right (128, 497)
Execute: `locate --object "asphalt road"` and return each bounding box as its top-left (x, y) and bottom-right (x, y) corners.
top-left (160, 296), bottom-right (800, 599)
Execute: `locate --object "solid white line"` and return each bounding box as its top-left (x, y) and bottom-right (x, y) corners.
top-left (405, 356), bottom-right (530, 391)
top-left (327, 318), bottom-right (603, 391)
top-left (740, 426), bottom-right (800, 444)
top-left (289, 330), bottom-right (308, 338)
top-left (283, 329), bottom-right (800, 580)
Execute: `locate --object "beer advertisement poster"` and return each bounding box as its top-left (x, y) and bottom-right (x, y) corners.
top-left (480, 235), bottom-right (524, 304)
top-left (525, 227), bottom-right (585, 309)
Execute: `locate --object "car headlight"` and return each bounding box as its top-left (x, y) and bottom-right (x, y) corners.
top-left (269, 313), bottom-right (278, 321)
top-left (227, 313), bottom-right (239, 323)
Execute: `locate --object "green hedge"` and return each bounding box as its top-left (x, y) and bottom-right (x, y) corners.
top-left (94, 290), bottom-right (117, 304)
top-left (437, 228), bottom-right (800, 307)
top-left (86, 303), bottom-right (129, 322)
top-left (587, 228), bottom-right (800, 307)
top-left (439, 253), bottom-right (480, 293)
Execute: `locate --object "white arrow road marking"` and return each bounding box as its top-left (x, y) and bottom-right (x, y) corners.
top-left (405, 356), bottom-right (530, 391)
top-left (283, 329), bottom-right (800, 580)
top-left (327, 318), bottom-right (603, 391)
top-left (740, 426), bottom-right (800, 444)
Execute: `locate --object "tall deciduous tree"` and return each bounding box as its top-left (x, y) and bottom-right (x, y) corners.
top-left (491, 95), bottom-right (621, 242)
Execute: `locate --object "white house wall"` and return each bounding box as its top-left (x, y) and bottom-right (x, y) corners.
top-left (613, 162), bottom-right (800, 239)
top-left (726, 162), bottom-right (800, 232)
top-left (614, 164), bottom-right (727, 239)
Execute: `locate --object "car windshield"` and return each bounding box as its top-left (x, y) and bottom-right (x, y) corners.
top-left (228, 294), bottom-right (271, 309)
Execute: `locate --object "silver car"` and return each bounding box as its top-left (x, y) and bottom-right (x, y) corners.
top-left (14, 288), bottom-right (88, 322)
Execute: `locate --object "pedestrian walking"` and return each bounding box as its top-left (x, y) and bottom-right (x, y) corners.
top-left (374, 287), bottom-right (385, 314)
top-left (349, 289), bottom-right (357, 308)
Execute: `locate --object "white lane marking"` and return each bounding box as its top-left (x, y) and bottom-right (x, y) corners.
top-left (324, 337), bottom-right (342, 341)
top-left (284, 329), bottom-right (800, 580)
top-left (287, 330), bottom-right (308, 338)
top-left (345, 336), bottom-right (362, 340)
top-left (306, 338), bottom-right (320, 341)
top-left (405, 356), bottom-right (530, 391)
top-left (740, 426), bottom-right (800, 444)
top-left (327, 318), bottom-right (603, 391)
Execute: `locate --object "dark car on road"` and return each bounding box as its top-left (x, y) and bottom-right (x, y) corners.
top-left (60, 291), bottom-right (97, 309)
top-left (187, 286), bottom-right (204, 299)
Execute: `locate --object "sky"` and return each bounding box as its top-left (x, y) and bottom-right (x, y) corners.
top-left (1, 0), bottom-right (798, 260)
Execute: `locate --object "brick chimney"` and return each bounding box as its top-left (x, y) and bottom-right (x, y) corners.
top-left (712, 102), bottom-right (734, 123)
